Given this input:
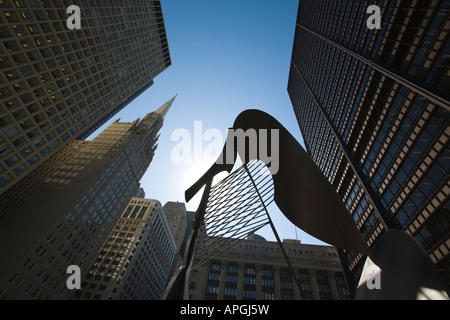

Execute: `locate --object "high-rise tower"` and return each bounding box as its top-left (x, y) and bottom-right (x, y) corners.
top-left (163, 201), bottom-right (187, 252)
top-left (0, 97), bottom-right (175, 299)
top-left (75, 195), bottom-right (177, 300)
top-left (0, 0), bottom-right (171, 194)
top-left (288, 1), bottom-right (449, 291)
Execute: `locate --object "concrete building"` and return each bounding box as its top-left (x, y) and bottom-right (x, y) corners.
top-left (188, 235), bottom-right (350, 300)
top-left (288, 0), bottom-right (449, 291)
top-left (180, 210), bottom-right (195, 257)
top-left (0, 0), bottom-right (171, 194)
top-left (163, 201), bottom-right (188, 252)
top-left (0, 98), bottom-right (174, 299)
top-left (74, 196), bottom-right (177, 300)
top-left (162, 201), bottom-right (188, 281)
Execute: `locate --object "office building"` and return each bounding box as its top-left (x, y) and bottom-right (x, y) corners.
top-left (180, 210), bottom-right (195, 257)
top-left (188, 235), bottom-right (350, 300)
top-left (163, 201), bottom-right (188, 279)
top-left (0, 0), bottom-right (171, 194)
top-left (287, 0), bottom-right (449, 291)
top-left (0, 97), bottom-right (174, 299)
top-left (163, 201), bottom-right (188, 252)
top-left (74, 196), bottom-right (177, 300)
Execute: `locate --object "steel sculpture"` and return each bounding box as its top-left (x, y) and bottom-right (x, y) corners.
top-left (162, 109), bottom-right (448, 300)
top-left (192, 160), bottom-right (273, 268)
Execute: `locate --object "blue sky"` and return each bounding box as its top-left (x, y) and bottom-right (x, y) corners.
top-left (90, 0), bottom-right (328, 245)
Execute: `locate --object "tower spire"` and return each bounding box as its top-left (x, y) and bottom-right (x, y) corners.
top-left (155, 94), bottom-right (177, 120)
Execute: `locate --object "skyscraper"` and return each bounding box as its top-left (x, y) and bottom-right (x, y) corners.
top-left (287, 1), bottom-right (449, 291)
top-left (163, 201), bottom-right (188, 279)
top-left (180, 210), bottom-right (196, 257)
top-left (0, 97), bottom-right (175, 299)
top-left (188, 235), bottom-right (350, 300)
top-left (163, 201), bottom-right (188, 252)
top-left (75, 195), bottom-right (177, 300)
top-left (0, 0), bottom-right (171, 194)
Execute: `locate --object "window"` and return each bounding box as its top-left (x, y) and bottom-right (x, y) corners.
top-left (261, 279), bottom-right (273, 287)
top-left (4, 126), bottom-right (19, 138)
top-left (334, 272), bottom-right (350, 300)
top-left (227, 264), bottom-right (239, 273)
top-left (244, 266), bottom-right (256, 275)
top-left (5, 154), bottom-right (19, 167)
top-left (262, 267), bottom-right (273, 277)
top-left (208, 273), bottom-right (220, 281)
top-left (225, 275), bottom-right (238, 283)
top-left (210, 262), bottom-right (221, 272)
top-left (224, 287), bottom-right (237, 297)
top-left (261, 291), bottom-right (274, 300)
top-left (298, 269), bottom-right (313, 300)
top-left (280, 267), bottom-right (294, 299)
top-left (243, 290), bottom-right (255, 299)
top-left (27, 155), bottom-right (38, 166)
top-left (206, 285), bottom-right (218, 294)
top-left (0, 174), bottom-right (12, 186)
top-left (12, 164), bottom-right (26, 175)
top-left (317, 271), bottom-right (332, 300)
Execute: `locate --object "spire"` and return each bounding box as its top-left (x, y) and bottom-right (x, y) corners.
top-left (155, 94), bottom-right (177, 120)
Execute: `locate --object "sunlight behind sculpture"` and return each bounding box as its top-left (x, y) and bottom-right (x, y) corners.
top-left (185, 109), bottom-right (369, 254)
top-left (163, 109), bottom-right (447, 300)
top-left (193, 160), bottom-right (273, 269)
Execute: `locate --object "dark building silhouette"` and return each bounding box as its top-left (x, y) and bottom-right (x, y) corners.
top-left (288, 0), bottom-right (449, 291)
top-left (0, 97), bottom-right (174, 299)
top-left (0, 0), bottom-right (171, 194)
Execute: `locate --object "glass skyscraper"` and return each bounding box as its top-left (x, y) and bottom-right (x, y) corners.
top-left (0, 97), bottom-right (175, 299)
top-left (0, 0), bottom-right (171, 194)
top-left (287, 0), bottom-right (449, 291)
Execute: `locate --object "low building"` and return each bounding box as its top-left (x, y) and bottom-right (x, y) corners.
top-left (188, 235), bottom-right (350, 300)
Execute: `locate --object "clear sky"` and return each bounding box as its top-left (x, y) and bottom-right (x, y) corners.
top-left (90, 0), bottom-right (328, 246)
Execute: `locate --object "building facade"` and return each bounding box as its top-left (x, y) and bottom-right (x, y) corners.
top-left (163, 201), bottom-right (188, 252)
top-left (0, 98), bottom-right (174, 299)
top-left (180, 210), bottom-right (195, 257)
top-left (287, 0), bottom-right (449, 291)
top-left (0, 0), bottom-right (171, 194)
top-left (74, 196), bottom-right (177, 300)
top-left (188, 236), bottom-right (350, 300)
top-left (163, 201), bottom-right (188, 280)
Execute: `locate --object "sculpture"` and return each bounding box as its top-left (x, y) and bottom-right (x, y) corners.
top-left (163, 109), bottom-right (448, 300)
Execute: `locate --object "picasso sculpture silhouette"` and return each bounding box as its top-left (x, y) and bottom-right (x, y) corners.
top-left (163, 109), bottom-right (448, 300)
